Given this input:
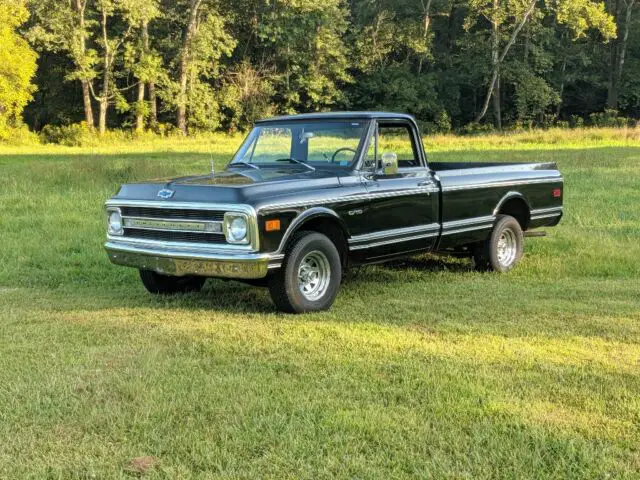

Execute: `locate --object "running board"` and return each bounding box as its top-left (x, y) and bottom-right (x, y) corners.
top-left (524, 231), bottom-right (547, 237)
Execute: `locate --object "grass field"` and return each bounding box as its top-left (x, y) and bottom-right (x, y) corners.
top-left (1, 128), bottom-right (639, 478)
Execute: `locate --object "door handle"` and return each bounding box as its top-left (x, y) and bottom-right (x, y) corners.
top-left (417, 181), bottom-right (431, 187)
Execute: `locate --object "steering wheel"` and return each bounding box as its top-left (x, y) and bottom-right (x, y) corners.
top-left (330, 147), bottom-right (357, 163)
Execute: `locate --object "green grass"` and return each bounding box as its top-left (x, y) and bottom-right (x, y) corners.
top-left (1, 130), bottom-right (639, 478)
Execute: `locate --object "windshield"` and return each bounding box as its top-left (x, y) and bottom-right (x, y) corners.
top-left (230, 121), bottom-right (369, 169)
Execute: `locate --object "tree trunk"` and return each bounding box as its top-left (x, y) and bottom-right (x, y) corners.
top-left (493, 75), bottom-right (502, 129)
top-left (417, 0), bottom-right (433, 75)
top-left (148, 82), bottom-right (157, 128)
top-left (610, 0), bottom-right (636, 109)
top-left (606, 0), bottom-right (620, 108)
top-left (491, 0), bottom-right (501, 129)
top-left (81, 80), bottom-right (94, 128)
top-left (607, 43), bottom-right (619, 108)
top-left (75, 0), bottom-right (94, 129)
top-left (177, 0), bottom-right (202, 135)
top-left (476, 0), bottom-right (537, 122)
top-left (142, 20), bottom-right (157, 129)
top-left (98, 7), bottom-right (110, 135)
top-left (135, 82), bottom-right (145, 133)
top-left (556, 56), bottom-right (567, 117)
top-left (136, 20), bottom-right (149, 133)
top-left (99, 97), bottom-right (108, 134)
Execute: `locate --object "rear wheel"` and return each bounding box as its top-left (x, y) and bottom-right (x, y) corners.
top-left (139, 270), bottom-right (206, 294)
top-left (268, 231), bottom-right (342, 313)
top-left (473, 214), bottom-right (523, 272)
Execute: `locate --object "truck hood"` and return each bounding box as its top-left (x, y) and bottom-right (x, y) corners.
top-left (112, 166), bottom-right (347, 205)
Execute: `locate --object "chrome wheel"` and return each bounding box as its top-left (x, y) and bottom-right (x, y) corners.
top-left (496, 227), bottom-right (517, 267)
top-left (297, 250), bottom-right (331, 301)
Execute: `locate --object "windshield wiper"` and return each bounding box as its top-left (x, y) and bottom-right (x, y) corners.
top-left (275, 158), bottom-right (316, 171)
top-left (229, 161), bottom-right (260, 170)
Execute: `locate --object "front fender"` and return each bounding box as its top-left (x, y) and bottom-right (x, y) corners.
top-left (272, 207), bottom-right (349, 254)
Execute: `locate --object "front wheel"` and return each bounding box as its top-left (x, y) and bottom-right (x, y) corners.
top-left (139, 270), bottom-right (206, 294)
top-left (473, 214), bottom-right (524, 272)
top-left (268, 231), bottom-right (342, 313)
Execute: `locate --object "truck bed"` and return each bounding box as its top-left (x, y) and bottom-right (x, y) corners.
top-left (429, 161), bottom-right (563, 249)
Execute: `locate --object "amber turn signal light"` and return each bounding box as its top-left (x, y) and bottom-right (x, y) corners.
top-left (265, 219), bottom-right (281, 232)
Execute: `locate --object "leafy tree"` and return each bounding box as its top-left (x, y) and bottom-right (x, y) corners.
top-left (28, 0), bottom-right (97, 128)
top-left (606, 0), bottom-right (638, 108)
top-left (121, 0), bottom-right (163, 131)
top-left (10, 0), bottom-right (640, 135)
top-left (254, 0), bottom-right (352, 113)
top-left (469, 0), bottom-right (616, 125)
top-left (163, 0), bottom-right (235, 134)
top-left (219, 61), bottom-right (275, 131)
top-left (0, 0), bottom-right (37, 139)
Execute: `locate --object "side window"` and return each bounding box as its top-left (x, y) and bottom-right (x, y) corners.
top-left (306, 127), bottom-right (362, 165)
top-left (377, 124), bottom-right (420, 168)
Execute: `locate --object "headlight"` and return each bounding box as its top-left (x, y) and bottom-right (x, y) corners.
top-left (224, 213), bottom-right (249, 244)
top-left (107, 208), bottom-right (123, 235)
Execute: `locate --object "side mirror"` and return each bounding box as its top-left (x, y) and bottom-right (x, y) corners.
top-left (299, 131), bottom-right (314, 143)
top-left (381, 152), bottom-right (398, 175)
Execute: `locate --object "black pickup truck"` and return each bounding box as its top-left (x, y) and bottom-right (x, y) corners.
top-left (105, 112), bottom-right (563, 313)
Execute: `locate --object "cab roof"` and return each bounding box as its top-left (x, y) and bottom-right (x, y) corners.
top-left (255, 111), bottom-right (416, 123)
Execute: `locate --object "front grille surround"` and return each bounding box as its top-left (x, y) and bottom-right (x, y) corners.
top-left (106, 200), bottom-right (260, 251)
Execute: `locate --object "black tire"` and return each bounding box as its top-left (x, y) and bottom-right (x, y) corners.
top-left (268, 231), bottom-right (342, 313)
top-left (473, 214), bottom-right (524, 272)
top-left (139, 270), bottom-right (206, 294)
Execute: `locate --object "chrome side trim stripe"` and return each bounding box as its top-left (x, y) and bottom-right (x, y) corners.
top-left (349, 231), bottom-right (439, 251)
top-left (349, 223), bottom-right (440, 245)
top-left (531, 213), bottom-right (562, 220)
top-left (259, 187), bottom-right (438, 212)
top-left (439, 215), bottom-right (494, 236)
top-left (530, 206), bottom-right (563, 221)
top-left (441, 223), bottom-right (493, 236)
top-left (441, 177), bottom-right (563, 192)
top-left (442, 215), bottom-right (494, 229)
top-left (530, 206), bottom-right (563, 215)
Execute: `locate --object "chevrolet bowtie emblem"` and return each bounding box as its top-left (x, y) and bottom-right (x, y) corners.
top-left (157, 189), bottom-right (175, 199)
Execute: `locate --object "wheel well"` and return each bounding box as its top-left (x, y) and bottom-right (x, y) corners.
top-left (291, 216), bottom-right (349, 267)
top-left (497, 198), bottom-right (530, 230)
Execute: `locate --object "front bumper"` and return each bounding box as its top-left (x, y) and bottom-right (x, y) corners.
top-left (105, 241), bottom-right (283, 279)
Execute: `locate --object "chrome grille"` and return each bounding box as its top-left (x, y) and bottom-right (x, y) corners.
top-left (123, 229), bottom-right (226, 244)
top-left (120, 206), bottom-right (225, 222)
top-left (119, 206), bottom-right (227, 245)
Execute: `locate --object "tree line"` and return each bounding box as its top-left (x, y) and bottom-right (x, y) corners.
top-left (1, 0), bottom-right (639, 139)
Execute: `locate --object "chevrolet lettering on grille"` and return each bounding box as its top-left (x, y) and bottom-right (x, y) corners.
top-left (122, 218), bottom-right (223, 233)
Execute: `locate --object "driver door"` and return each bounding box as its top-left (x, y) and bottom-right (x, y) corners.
top-left (355, 121), bottom-right (440, 260)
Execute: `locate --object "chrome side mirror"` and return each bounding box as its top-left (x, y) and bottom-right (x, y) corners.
top-left (381, 152), bottom-right (398, 175)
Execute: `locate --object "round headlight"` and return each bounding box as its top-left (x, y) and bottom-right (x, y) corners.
top-left (108, 210), bottom-right (123, 235)
top-left (228, 216), bottom-right (247, 241)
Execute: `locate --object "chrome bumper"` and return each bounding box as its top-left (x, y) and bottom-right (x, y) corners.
top-left (105, 241), bottom-right (283, 279)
